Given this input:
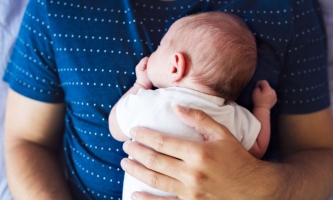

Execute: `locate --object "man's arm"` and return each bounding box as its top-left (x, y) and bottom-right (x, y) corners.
top-left (277, 108), bottom-right (333, 199)
top-left (120, 106), bottom-right (333, 200)
top-left (4, 89), bottom-right (73, 200)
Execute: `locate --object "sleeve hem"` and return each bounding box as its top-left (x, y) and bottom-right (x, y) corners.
top-left (3, 77), bottom-right (64, 103)
top-left (278, 98), bottom-right (330, 114)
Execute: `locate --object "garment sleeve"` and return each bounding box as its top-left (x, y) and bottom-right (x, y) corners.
top-left (116, 89), bottom-right (162, 137)
top-left (277, 0), bottom-right (329, 114)
top-left (2, 0), bottom-right (64, 103)
top-left (233, 103), bottom-right (261, 150)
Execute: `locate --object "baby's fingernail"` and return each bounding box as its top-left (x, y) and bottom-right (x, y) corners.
top-left (177, 105), bottom-right (189, 113)
top-left (129, 128), bottom-right (137, 138)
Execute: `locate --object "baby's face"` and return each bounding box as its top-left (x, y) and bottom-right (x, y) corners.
top-left (146, 21), bottom-right (179, 88)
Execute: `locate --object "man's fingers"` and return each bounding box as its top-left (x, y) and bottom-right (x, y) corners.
top-left (174, 105), bottom-right (231, 141)
top-left (121, 158), bottom-right (183, 195)
top-left (128, 127), bottom-right (195, 160)
top-left (131, 192), bottom-right (179, 200)
top-left (122, 140), bottom-right (185, 178)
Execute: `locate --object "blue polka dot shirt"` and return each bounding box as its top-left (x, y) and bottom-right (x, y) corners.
top-left (3, 0), bottom-right (330, 199)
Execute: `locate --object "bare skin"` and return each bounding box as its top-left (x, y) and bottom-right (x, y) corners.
top-left (250, 80), bottom-right (277, 158)
top-left (4, 86), bottom-right (333, 200)
top-left (120, 106), bottom-right (333, 200)
top-left (110, 57), bottom-right (276, 159)
top-left (4, 90), bottom-right (73, 200)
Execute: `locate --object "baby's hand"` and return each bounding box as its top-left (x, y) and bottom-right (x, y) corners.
top-left (135, 57), bottom-right (152, 89)
top-left (252, 80), bottom-right (277, 110)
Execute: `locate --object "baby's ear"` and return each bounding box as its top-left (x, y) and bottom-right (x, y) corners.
top-left (170, 52), bottom-right (186, 83)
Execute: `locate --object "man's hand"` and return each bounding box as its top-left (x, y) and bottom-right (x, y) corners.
top-left (120, 106), bottom-right (279, 200)
top-left (120, 105), bottom-right (333, 200)
top-left (135, 57), bottom-right (152, 89)
top-left (252, 80), bottom-right (277, 110)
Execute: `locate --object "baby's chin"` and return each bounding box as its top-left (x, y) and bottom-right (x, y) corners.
top-left (152, 82), bottom-right (162, 89)
top-left (151, 81), bottom-right (168, 89)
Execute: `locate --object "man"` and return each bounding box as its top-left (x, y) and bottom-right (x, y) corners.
top-left (3, 0), bottom-right (333, 199)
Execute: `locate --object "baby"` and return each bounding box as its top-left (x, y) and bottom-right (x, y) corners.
top-left (109, 12), bottom-right (277, 199)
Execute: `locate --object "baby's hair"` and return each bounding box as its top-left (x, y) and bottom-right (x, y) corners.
top-left (170, 12), bottom-right (257, 101)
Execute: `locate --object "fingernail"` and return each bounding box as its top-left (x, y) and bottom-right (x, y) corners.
top-left (131, 193), bottom-right (139, 200)
top-left (120, 159), bottom-right (128, 170)
top-left (129, 127), bottom-right (137, 138)
top-left (122, 141), bottom-right (130, 152)
top-left (178, 105), bottom-right (189, 113)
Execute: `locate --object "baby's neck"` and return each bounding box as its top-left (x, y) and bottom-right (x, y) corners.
top-left (172, 80), bottom-right (217, 96)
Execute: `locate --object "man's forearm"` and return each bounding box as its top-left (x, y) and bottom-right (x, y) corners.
top-left (277, 149), bottom-right (333, 199)
top-left (6, 139), bottom-right (73, 200)
top-left (241, 149), bottom-right (333, 200)
top-left (273, 109), bottom-right (333, 199)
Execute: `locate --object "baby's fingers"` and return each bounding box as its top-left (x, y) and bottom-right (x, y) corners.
top-left (255, 80), bottom-right (268, 89)
top-left (136, 57), bottom-right (149, 71)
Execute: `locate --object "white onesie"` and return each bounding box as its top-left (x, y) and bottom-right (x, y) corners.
top-left (116, 87), bottom-right (261, 199)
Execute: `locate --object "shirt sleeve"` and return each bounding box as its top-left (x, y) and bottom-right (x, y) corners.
top-left (2, 0), bottom-right (64, 103)
top-left (116, 89), bottom-right (163, 137)
top-left (232, 103), bottom-right (261, 150)
top-left (277, 0), bottom-right (330, 114)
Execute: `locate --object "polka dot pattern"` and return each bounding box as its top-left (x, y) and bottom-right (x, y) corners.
top-left (3, 0), bottom-right (329, 199)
